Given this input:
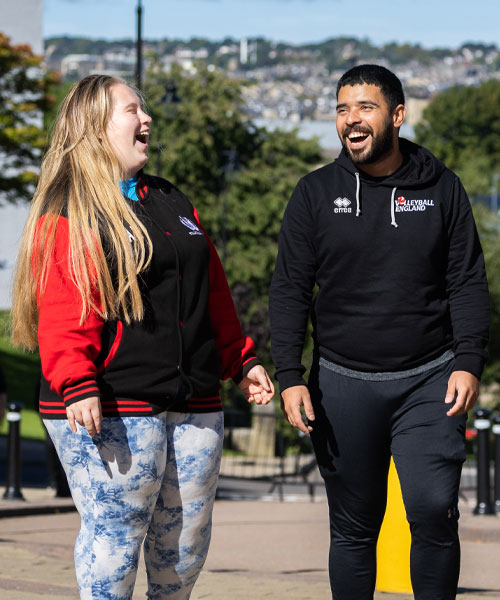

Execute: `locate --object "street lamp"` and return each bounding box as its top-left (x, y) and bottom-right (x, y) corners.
top-left (219, 147), bottom-right (240, 410)
top-left (136, 0), bottom-right (143, 90)
top-left (156, 81), bottom-right (181, 177)
top-left (220, 147), bottom-right (239, 266)
top-left (160, 81), bottom-right (182, 116)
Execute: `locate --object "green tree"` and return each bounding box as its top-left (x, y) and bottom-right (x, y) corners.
top-left (416, 83), bottom-right (500, 388)
top-left (144, 63), bottom-right (322, 367)
top-left (0, 33), bottom-right (57, 203)
top-left (472, 204), bottom-right (500, 389)
top-left (415, 80), bottom-right (500, 195)
top-left (43, 79), bottom-right (74, 130)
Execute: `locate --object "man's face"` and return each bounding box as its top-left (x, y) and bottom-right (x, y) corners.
top-left (336, 83), bottom-right (397, 166)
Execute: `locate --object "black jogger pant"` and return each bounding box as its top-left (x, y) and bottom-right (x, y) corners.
top-left (308, 358), bottom-right (467, 600)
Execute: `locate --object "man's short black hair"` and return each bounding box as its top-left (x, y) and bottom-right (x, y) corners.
top-left (336, 64), bottom-right (405, 112)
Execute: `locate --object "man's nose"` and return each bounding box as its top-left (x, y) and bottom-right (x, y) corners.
top-left (345, 109), bottom-right (361, 125)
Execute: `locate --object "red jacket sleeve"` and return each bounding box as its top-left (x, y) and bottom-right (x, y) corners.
top-left (36, 215), bottom-right (103, 406)
top-left (193, 207), bottom-right (261, 382)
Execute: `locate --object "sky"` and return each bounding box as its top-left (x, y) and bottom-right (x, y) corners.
top-left (43, 0), bottom-right (500, 49)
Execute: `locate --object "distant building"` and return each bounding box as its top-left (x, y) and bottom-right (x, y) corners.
top-left (61, 54), bottom-right (102, 79)
top-left (2, 0), bottom-right (43, 53)
top-left (240, 38), bottom-right (248, 65)
top-left (405, 97), bottom-right (430, 128)
top-left (0, 0), bottom-right (43, 308)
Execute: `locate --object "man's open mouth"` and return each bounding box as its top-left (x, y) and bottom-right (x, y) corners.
top-left (347, 131), bottom-right (370, 146)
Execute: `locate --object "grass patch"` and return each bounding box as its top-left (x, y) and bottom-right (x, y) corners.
top-left (221, 448), bottom-right (246, 456)
top-left (0, 347), bottom-right (40, 409)
top-left (0, 408), bottom-right (46, 441)
top-left (0, 310), bottom-right (43, 439)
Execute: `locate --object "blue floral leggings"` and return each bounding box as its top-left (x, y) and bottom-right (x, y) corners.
top-left (44, 411), bottom-right (223, 600)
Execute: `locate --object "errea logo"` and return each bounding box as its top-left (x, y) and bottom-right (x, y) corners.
top-left (395, 196), bottom-right (435, 212)
top-left (333, 197), bottom-right (352, 214)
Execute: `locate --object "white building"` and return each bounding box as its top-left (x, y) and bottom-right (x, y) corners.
top-left (0, 0), bottom-right (43, 308)
top-left (60, 53), bottom-right (102, 79)
top-left (2, 0), bottom-right (43, 54)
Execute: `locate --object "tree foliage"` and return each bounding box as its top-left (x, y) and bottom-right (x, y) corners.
top-left (43, 79), bottom-right (74, 131)
top-left (415, 80), bottom-right (500, 196)
top-left (0, 34), bottom-right (57, 203)
top-left (415, 82), bottom-right (500, 387)
top-left (144, 64), bottom-right (323, 367)
top-left (472, 204), bottom-right (500, 388)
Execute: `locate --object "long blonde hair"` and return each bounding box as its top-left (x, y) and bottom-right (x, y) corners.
top-left (11, 74), bottom-right (153, 350)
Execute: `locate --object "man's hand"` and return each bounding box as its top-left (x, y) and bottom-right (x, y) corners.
top-left (445, 371), bottom-right (479, 417)
top-left (281, 385), bottom-right (315, 434)
top-left (238, 365), bottom-right (275, 405)
top-left (66, 396), bottom-right (103, 437)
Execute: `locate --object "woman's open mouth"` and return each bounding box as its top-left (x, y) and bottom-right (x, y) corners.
top-left (135, 131), bottom-right (149, 146)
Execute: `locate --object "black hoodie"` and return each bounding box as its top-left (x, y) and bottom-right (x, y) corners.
top-left (269, 139), bottom-right (490, 392)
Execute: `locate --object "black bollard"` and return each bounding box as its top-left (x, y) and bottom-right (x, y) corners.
top-left (473, 407), bottom-right (494, 515)
top-left (493, 414), bottom-right (500, 514)
top-left (3, 401), bottom-right (25, 500)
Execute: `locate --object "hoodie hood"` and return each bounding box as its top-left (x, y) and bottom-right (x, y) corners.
top-left (336, 138), bottom-right (446, 188)
top-left (335, 138), bottom-right (447, 228)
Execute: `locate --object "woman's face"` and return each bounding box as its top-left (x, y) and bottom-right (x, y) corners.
top-left (105, 84), bottom-right (152, 180)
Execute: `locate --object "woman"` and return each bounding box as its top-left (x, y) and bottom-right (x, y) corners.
top-left (12, 74), bottom-right (274, 600)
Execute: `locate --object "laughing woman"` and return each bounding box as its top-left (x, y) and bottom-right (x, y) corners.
top-left (11, 74), bottom-right (274, 600)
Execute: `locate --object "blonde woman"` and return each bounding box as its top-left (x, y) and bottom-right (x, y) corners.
top-left (12, 74), bottom-right (274, 600)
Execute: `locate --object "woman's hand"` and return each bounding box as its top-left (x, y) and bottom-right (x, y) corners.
top-left (238, 365), bottom-right (275, 405)
top-left (66, 396), bottom-right (103, 437)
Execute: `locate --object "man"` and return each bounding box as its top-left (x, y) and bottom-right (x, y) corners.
top-left (269, 64), bottom-right (490, 600)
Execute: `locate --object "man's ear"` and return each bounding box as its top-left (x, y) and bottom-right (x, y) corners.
top-left (393, 104), bottom-right (406, 128)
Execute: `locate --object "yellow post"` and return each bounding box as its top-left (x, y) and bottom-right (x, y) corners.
top-left (376, 458), bottom-right (413, 594)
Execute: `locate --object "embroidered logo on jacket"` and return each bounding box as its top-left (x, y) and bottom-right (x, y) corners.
top-left (179, 216), bottom-right (203, 235)
top-left (333, 197), bottom-right (352, 213)
top-left (395, 197), bottom-right (435, 212)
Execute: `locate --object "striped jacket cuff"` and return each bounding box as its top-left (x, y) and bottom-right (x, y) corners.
top-left (232, 355), bottom-right (261, 384)
top-left (63, 380), bottom-right (101, 406)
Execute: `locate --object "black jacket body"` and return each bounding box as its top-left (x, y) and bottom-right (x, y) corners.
top-left (269, 139), bottom-right (490, 391)
top-left (38, 175), bottom-right (258, 418)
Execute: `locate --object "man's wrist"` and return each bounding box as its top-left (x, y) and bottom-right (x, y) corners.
top-left (454, 354), bottom-right (484, 380)
top-left (278, 376), bottom-right (308, 395)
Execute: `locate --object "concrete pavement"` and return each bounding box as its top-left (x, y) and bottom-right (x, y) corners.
top-left (0, 488), bottom-right (499, 599)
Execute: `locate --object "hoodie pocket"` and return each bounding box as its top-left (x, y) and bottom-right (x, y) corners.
top-left (97, 321), bottom-right (124, 373)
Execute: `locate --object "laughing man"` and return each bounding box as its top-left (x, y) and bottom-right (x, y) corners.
top-left (269, 64), bottom-right (490, 600)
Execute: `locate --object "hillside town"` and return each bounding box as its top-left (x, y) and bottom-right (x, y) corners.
top-left (45, 36), bottom-right (500, 127)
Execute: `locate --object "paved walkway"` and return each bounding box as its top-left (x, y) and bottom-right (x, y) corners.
top-left (0, 488), bottom-right (499, 599)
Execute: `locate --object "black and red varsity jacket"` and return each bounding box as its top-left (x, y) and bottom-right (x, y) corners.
top-left (38, 174), bottom-right (260, 419)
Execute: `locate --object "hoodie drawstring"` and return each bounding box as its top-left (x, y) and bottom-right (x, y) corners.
top-left (390, 187), bottom-right (398, 228)
top-left (355, 172), bottom-right (361, 217)
top-left (353, 174), bottom-right (398, 228)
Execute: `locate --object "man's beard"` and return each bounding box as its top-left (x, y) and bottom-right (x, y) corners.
top-left (341, 119), bottom-right (394, 166)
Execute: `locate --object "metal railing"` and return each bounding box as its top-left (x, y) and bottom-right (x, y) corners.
top-left (220, 408), bottom-right (321, 501)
